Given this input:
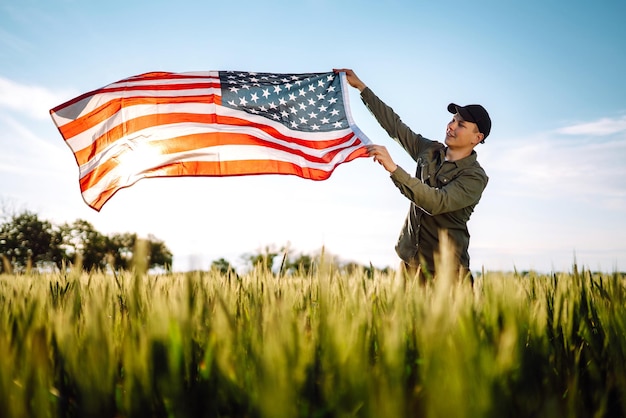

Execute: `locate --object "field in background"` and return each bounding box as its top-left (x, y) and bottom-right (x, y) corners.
top-left (1, 263), bottom-right (625, 418)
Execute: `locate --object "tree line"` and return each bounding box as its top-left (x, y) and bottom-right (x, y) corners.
top-left (0, 209), bottom-right (390, 277)
top-left (214, 244), bottom-right (391, 278)
top-left (0, 210), bottom-right (172, 274)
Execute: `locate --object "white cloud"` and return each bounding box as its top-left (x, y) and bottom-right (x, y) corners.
top-left (0, 76), bottom-right (76, 120)
top-left (479, 119), bottom-right (626, 209)
top-left (556, 115), bottom-right (626, 136)
top-left (0, 113), bottom-right (73, 187)
top-left (470, 116), bottom-right (626, 273)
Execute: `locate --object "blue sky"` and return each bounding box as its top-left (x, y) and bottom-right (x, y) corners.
top-left (1, 0), bottom-right (625, 273)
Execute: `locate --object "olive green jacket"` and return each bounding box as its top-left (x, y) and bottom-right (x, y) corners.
top-left (360, 87), bottom-right (488, 272)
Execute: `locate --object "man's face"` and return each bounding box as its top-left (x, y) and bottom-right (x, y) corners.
top-left (445, 114), bottom-right (483, 149)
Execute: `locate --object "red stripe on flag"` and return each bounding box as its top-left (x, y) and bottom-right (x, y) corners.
top-left (85, 149), bottom-right (367, 211)
top-left (50, 73), bottom-right (220, 114)
top-left (58, 94), bottom-right (221, 141)
top-left (78, 132), bottom-right (364, 191)
top-left (73, 111), bottom-right (356, 167)
top-left (124, 72), bottom-right (218, 81)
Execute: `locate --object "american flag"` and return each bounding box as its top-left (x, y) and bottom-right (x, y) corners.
top-left (50, 70), bottom-right (371, 211)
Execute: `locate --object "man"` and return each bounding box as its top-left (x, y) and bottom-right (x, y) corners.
top-left (335, 69), bottom-right (491, 283)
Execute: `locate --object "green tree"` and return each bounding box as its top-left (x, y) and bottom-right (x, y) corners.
top-left (211, 258), bottom-right (235, 275)
top-left (242, 244), bottom-right (284, 273)
top-left (0, 210), bottom-right (57, 272)
top-left (58, 219), bottom-right (109, 271)
top-left (285, 253), bottom-right (315, 275)
top-left (107, 232), bottom-right (173, 272)
top-left (107, 232), bottom-right (137, 270)
top-left (146, 234), bottom-right (173, 272)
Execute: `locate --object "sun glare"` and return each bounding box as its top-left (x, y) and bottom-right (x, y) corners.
top-left (115, 137), bottom-right (167, 182)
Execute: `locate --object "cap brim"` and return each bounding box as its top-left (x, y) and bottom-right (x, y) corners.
top-left (447, 103), bottom-right (473, 123)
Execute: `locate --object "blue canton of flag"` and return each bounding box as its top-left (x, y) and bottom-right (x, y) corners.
top-left (219, 71), bottom-right (346, 133)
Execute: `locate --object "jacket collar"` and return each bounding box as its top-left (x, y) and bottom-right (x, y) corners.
top-left (441, 147), bottom-right (478, 168)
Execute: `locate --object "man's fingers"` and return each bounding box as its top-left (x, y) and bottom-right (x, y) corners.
top-left (366, 144), bottom-right (381, 154)
top-left (367, 145), bottom-right (387, 157)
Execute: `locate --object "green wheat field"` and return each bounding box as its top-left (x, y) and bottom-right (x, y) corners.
top-left (1, 257), bottom-right (625, 417)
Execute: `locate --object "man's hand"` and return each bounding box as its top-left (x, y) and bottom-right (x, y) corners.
top-left (367, 145), bottom-right (398, 173)
top-left (333, 68), bottom-right (367, 92)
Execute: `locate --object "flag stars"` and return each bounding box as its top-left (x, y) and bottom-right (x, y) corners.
top-left (220, 71), bottom-right (346, 133)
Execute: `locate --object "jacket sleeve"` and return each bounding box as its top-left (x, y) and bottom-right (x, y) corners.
top-left (360, 87), bottom-right (431, 161)
top-left (390, 166), bottom-right (488, 215)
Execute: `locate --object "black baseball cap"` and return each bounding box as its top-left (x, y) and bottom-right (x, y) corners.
top-left (447, 103), bottom-right (491, 140)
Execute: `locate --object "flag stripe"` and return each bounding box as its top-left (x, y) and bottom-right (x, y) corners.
top-left (71, 108), bottom-right (356, 168)
top-left (80, 144), bottom-right (368, 211)
top-left (79, 129), bottom-right (361, 176)
top-left (79, 139), bottom-right (366, 193)
top-left (77, 124), bottom-right (359, 177)
top-left (50, 72), bottom-right (221, 116)
top-left (85, 156), bottom-right (365, 212)
top-left (50, 70), bottom-right (371, 211)
top-left (58, 94), bottom-right (221, 142)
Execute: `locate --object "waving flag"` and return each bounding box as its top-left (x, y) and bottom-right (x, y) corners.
top-left (50, 71), bottom-right (370, 211)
